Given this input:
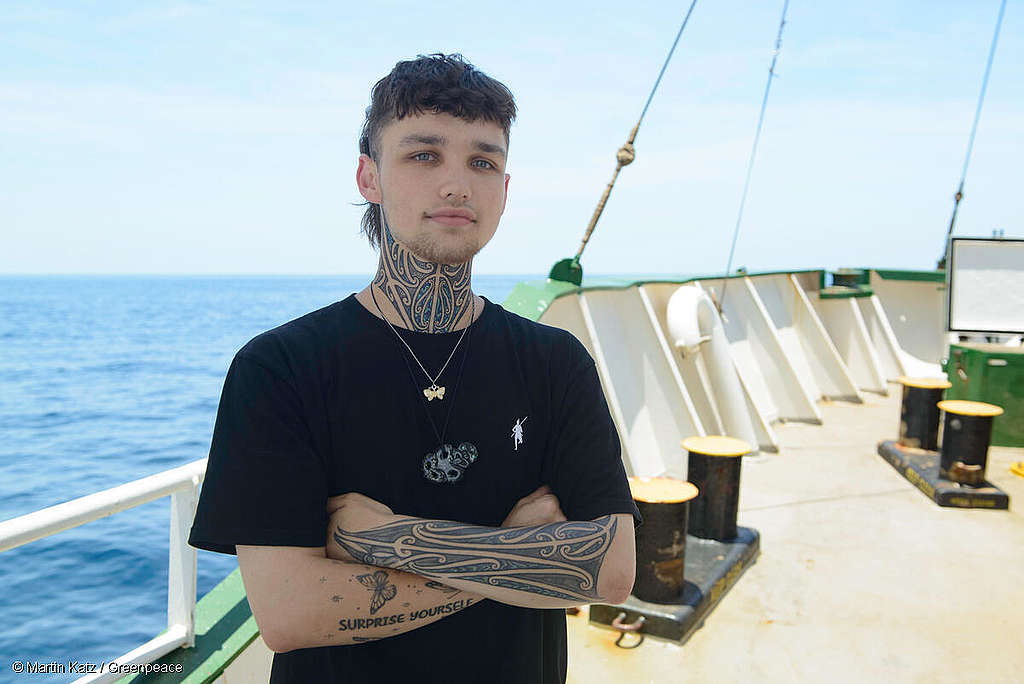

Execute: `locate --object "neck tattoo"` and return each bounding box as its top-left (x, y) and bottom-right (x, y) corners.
top-left (371, 208), bottom-right (473, 334)
top-left (369, 203), bottom-right (482, 484)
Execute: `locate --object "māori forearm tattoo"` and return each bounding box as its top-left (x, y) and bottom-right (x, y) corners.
top-left (373, 225), bottom-right (472, 333)
top-left (333, 516), bottom-right (618, 601)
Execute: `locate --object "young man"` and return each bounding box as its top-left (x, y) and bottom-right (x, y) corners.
top-left (188, 54), bottom-right (641, 684)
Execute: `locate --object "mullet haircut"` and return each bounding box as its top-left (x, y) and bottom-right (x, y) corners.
top-left (358, 53), bottom-right (517, 249)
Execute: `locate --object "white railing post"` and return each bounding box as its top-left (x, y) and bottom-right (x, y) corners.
top-left (168, 476), bottom-right (200, 647)
top-left (0, 459), bottom-right (209, 684)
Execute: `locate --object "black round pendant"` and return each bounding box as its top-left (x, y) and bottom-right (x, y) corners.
top-left (422, 442), bottom-right (478, 484)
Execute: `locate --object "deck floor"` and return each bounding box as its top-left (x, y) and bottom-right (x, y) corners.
top-left (567, 383), bottom-right (1024, 684)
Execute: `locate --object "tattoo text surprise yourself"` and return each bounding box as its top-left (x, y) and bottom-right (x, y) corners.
top-left (338, 598), bottom-right (477, 632)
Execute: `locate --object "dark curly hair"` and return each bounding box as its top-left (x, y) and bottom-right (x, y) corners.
top-left (358, 53), bottom-right (517, 249)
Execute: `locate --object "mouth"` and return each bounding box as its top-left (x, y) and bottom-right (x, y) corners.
top-left (426, 208), bottom-right (476, 227)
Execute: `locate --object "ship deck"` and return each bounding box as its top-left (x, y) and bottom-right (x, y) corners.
top-left (566, 382), bottom-right (1024, 683)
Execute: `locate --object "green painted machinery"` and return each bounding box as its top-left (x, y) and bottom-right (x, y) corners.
top-left (944, 343), bottom-right (1024, 447)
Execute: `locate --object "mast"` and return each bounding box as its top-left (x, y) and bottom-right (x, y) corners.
top-left (549, 1), bottom-right (700, 285)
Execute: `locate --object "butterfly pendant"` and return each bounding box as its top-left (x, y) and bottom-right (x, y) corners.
top-left (357, 570), bottom-right (397, 614)
top-left (423, 385), bottom-right (446, 401)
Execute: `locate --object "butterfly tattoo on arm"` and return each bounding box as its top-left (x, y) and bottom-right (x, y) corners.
top-left (357, 570), bottom-right (398, 614)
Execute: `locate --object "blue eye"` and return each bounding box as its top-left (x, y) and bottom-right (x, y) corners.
top-left (472, 159), bottom-right (496, 170)
top-left (413, 152), bottom-right (436, 162)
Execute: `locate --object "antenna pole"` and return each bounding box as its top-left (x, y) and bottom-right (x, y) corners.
top-left (938, 0), bottom-right (1007, 269)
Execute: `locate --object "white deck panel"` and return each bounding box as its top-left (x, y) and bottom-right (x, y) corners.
top-left (752, 274), bottom-right (862, 403)
top-left (858, 294), bottom-right (905, 380)
top-left (869, 273), bottom-right (947, 364)
top-left (699, 278), bottom-right (819, 423)
top-left (541, 291), bottom-right (597, 361)
top-left (786, 274), bottom-right (862, 401)
top-left (747, 275), bottom-right (823, 406)
top-left (813, 297), bottom-right (888, 394)
top-left (574, 289), bottom-right (703, 479)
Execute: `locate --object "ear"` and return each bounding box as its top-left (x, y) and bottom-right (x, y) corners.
top-left (357, 154), bottom-right (382, 204)
top-left (501, 173), bottom-right (510, 215)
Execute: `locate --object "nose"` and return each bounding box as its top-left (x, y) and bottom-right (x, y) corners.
top-left (439, 167), bottom-right (471, 203)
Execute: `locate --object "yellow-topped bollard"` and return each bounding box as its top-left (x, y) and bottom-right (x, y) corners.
top-left (937, 400), bottom-right (1004, 485)
top-left (682, 436), bottom-right (752, 541)
top-left (896, 376), bottom-right (952, 450)
top-left (627, 477), bottom-right (699, 604)
top-left (937, 400), bottom-right (1004, 417)
top-left (590, 467), bottom-right (761, 643)
top-left (681, 435), bottom-right (751, 457)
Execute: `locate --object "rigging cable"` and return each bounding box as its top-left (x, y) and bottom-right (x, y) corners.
top-left (938, 0), bottom-right (1008, 268)
top-left (572, 0), bottom-right (700, 264)
top-left (716, 0), bottom-right (790, 315)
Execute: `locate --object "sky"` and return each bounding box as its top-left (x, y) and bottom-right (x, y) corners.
top-left (2, 1), bottom-right (1021, 276)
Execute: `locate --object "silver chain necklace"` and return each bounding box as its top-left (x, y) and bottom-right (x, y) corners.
top-left (368, 285), bottom-right (475, 401)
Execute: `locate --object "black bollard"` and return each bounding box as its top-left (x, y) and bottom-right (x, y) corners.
top-left (897, 376), bottom-right (952, 450)
top-left (937, 400), bottom-right (1004, 485)
top-left (627, 477), bottom-right (699, 604)
top-left (682, 436), bottom-right (751, 541)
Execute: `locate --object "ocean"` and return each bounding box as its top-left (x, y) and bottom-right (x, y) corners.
top-left (0, 274), bottom-right (536, 682)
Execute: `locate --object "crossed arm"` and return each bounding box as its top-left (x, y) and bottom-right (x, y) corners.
top-left (238, 545), bottom-right (489, 652)
top-left (238, 489), bottom-right (635, 652)
top-left (329, 509), bottom-right (632, 607)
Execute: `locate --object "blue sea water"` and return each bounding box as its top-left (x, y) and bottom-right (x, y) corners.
top-left (0, 274), bottom-right (536, 683)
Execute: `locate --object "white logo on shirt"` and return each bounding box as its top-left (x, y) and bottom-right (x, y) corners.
top-left (511, 417), bottom-right (528, 451)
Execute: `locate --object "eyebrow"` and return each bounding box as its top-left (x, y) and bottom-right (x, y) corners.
top-left (397, 133), bottom-right (506, 159)
top-left (474, 141), bottom-right (507, 158)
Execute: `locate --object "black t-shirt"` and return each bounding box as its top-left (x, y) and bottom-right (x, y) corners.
top-left (189, 293), bottom-right (642, 684)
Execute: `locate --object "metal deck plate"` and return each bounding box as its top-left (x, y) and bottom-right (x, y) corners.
top-left (877, 440), bottom-right (1010, 509)
top-left (588, 527), bottom-right (760, 643)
